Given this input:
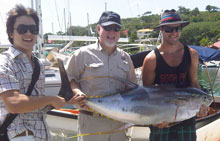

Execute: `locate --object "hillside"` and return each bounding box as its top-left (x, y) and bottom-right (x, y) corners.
top-left (45, 6), bottom-right (220, 47)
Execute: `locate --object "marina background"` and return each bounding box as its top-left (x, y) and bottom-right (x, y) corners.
top-left (0, 1), bottom-right (219, 140)
top-left (0, 0), bottom-right (219, 44)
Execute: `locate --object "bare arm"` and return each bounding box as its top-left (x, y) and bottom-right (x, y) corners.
top-left (0, 90), bottom-right (66, 114)
top-left (70, 79), bottom-right (84, 96)
top-left (67, 79), bottom-right (87, 108)
top-left (188, 48), bottom-right (209, 117)
top-left (142, 51), bottom-right (157, 86)
top-left (188, 48), bottom-right (200, 89)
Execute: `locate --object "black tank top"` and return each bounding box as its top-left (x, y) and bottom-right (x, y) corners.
top-left (154, 45), bottom-right (191, 88)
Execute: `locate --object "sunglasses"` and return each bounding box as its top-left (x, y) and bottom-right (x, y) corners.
top-left (14, 24), bottom-right (39, 35)
top-left (162, 26), bottom-right (182, 33)
top-left (102, 25), bottom-right (121, 32)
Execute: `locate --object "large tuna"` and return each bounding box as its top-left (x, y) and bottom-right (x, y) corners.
top-left (85, 82), bottom-right (212, 125)
top-left (57, 58), bottom-right (213, 125)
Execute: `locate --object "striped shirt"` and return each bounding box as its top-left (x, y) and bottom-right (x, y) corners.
top-left (0, 46), bottom-right (50, 141)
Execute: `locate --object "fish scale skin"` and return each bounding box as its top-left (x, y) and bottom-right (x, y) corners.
top-left (85, 86), bottom-right (212, 125)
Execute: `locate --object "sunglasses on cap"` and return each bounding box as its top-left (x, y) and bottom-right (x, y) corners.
top-left (102, 25), bottom-right (121, 32)
top-left (14, 24), bottom-right (39, 35)
top-left (162, 26), bottom-right (182, 33)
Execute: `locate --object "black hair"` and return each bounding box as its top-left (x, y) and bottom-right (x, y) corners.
top-left (6, 4), bottom-right (39, 44)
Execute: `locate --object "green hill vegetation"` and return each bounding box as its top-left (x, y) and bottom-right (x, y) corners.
top-left (44, 5), bottom-right (220, 47)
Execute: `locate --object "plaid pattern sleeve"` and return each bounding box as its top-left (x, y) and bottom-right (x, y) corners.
top-left (0, 47), bottom-right (50, 141)
top-left (0, 59), bottom-right (20, 93)
top-left (149, 118), bottom-right (196, 141)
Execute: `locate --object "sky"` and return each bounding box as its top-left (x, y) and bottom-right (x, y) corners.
top-left (0, 0), bottom-right (219, 44)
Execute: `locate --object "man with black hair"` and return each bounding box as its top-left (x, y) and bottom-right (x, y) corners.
top-left (0, 5), bottom-right (67, 141)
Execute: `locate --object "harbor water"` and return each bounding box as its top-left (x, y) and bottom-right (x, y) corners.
top-left (198, 67), bottom-right (220, 96)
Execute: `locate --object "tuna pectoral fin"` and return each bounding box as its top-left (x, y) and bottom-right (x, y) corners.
top-left (66, 123), bottom-right (133, 139)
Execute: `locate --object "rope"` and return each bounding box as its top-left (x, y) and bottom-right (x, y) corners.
top-left (54, 0), bottom-right (62, 32)
top-left (66, 125), bottom-right (131, 139)
top-left (203, 62), bottom-right (217, 110)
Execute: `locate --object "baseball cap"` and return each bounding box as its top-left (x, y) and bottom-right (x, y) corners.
top-left (98, 11), bottom-right (122, 27)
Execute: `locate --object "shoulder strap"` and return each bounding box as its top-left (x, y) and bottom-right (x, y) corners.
top-left (0, 56), bottom-right (40, 133)
top-left (26, 57), bottom-right (40, 96)
top-left (184, 45), bottom-right (191, 65)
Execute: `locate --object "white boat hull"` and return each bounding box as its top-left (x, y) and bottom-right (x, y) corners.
top-left (196, 118), bottom-right (220, 141)
top-left (45, 67), bottom-right (61, 96)
top-left (46, 110), bottom-right (78, 132)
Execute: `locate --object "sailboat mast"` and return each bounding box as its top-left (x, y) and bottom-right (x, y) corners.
top-left (105, 2), bottom-right (107, 11)
top-left (35, 0), bottom-right (44, 58)
top-left (64, 8), bottom-right (67, 36)
top-left (31, 0), bottom-right (34, 10)
top-left (87, 13), bottom-right (90, 36)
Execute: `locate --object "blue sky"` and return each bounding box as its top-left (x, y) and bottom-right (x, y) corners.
top-left (0, 0), bottom-right (219, 44)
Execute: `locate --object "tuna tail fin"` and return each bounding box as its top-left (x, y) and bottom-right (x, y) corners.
top-left (57, 58), bottom-right (74, 101)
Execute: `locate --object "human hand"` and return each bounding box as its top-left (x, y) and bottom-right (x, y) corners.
top-left (51, 96), bottom-right (67, 110)
top-left (152, 121), bottom-right (169, 128)
top-left (197, 104), bottom-right (209, 118)
top-left (68, 93), bottom-right (88, 109)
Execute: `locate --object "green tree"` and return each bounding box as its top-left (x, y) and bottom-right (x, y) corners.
top-left (67, 26), bottom-right (88, 36)
top-left (206, 5), bottom-right (220, 12)
top-left (57, 31), bottom-right (64, 35)
top-left (178, 6), bottom-right (190, 15)
top-left (129, 32), bottom-right (137, 43)
top-left (206, 5), bottom-right (212, 12)
top-left (143, 11), bottom-right (152, 16)
top-left (191, 7), bottom-right (200, 16)
top-left (200, 37), bottom-right (210, 46)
